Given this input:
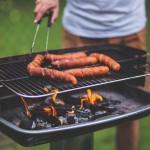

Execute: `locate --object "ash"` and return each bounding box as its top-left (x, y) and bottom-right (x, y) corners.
top-left (99, 90), bottom-right (141, 113)
top-left (35, 116), bottom-right (52, 129)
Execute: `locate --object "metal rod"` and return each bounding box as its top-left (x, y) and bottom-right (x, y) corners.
top-left (45, 27), bottom-right (50, 55)
top-left (45, 12), bottom-right (52, 55)
top-left (30, 24), bottom-right (40, 57)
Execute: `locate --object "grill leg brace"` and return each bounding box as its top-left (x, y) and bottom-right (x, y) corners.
top-left (50, 133), bottom-right (93, 150)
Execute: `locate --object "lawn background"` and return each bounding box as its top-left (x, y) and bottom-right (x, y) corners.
top-left (0, 0), bottom-right (150, 150)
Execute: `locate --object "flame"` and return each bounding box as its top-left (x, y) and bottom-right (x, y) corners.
top-left (79, 89), bottom-right (103, 109)
top-left (44, 88), bottom-right (64, 105)
top-left (43, 106), bottom-right (57, 116)
top-left (51, 89), bottom-right (59, 104)
top-left (51, 89), bottom-right (64, 105)
top-left (20, 96), bottom-right (32, 118)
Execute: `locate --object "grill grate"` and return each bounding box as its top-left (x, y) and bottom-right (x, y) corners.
top-left (0, 60), bottom-right (30, 81)
top-left (0, 46), bottom-right (149, 98)
top-left (0, 48), bottom-right (138, 82)
top-left (1, 61), bottom-right (150, 98)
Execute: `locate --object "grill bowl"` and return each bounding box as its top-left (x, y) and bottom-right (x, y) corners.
top-left (0, 82), bottom-right (150, 147)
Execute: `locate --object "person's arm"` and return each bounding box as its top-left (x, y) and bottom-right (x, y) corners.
top-left (34, 0), bottom-right (59, 24)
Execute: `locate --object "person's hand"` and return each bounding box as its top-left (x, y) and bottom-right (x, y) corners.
top-left (34, 0), bottom-right (59, 24)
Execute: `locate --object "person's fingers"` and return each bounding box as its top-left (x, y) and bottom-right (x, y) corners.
top-left (34, 0), bottom-right (59, 24)
top-left (34, 3), bottom-right (41, 14)
top-left (51, 8), bottom-right (59, 24)
top-left (35, 0), bottom-right (42, 6)
top-left (34, 5), bottom-right (46, 23)
top-left (34, 12), bottom-right (43, 23)
top-left (34, 4), bottom-right (50, 23)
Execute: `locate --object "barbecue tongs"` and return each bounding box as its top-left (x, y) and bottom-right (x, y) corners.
top-left (30, 12), bottom-right (53, 57)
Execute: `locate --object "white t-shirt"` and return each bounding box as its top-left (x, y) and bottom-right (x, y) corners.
top-left (62, 0), bottom-right (147, 38)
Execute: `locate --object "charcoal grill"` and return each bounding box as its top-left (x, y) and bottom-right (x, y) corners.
top-left (0, 44), bottom-right (150, 147)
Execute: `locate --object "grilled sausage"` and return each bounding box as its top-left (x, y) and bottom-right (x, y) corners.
top-left (89, 53), bottom-right (121, 71)
top-left (27, 54), bottom-right (44, 73)
top-left (30, 67), bottom-right (78, 85)
top-left (45, 52), bottom-right (87, 62)
top-left (64, 66), bottom-right (109, 77)
top-left (51, 56), bottom-right (98, 68)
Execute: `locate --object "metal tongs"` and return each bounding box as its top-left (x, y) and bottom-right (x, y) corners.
top-left (30, 12), bottom-right (53, 57)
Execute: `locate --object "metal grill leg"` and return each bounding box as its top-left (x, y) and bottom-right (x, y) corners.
top-left (50, 133), bottom-right (93, 150)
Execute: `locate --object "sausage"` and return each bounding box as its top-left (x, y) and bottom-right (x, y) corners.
top-left (29, 67), bottom-right (78, 85)
top-left (45, 52), bottom-right (87, 62)
top-left (89, 53), bottom-right (121, 71)
top-left (64, 66), bottom-right (109, 77)
top-left (51, 56), bottom-right (98, 68)
top-left (27, 54), bottom-right (44, 73)
top-left (27, 54), bottom-right (77, 84)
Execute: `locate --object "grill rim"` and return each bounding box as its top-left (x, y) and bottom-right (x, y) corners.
top-left (0, 44), bottom-right (146, 64)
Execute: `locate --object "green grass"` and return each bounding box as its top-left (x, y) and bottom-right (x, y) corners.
top-left (0, 0), bottom-right (65, 57)
top-left (0, 0), bottom-right (150, 150)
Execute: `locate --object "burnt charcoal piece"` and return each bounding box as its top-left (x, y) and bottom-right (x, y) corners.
top-left (66, 113), bottom-right (78, 124)
top-left (100, 99), bottom-right (120, 112)
top-left (89, 99), bottom-right (120, 112)
top-left (31, 110), bottom-right (50, 119)
top-left (61, 95), bottom-right (81, 105)
top-left (1, 107), bottom-right (31, 123)
top-left (75, 109), bottom-right (91, 118)
top-left (54, 105), bottom-right (73, 116)
top-left (90, 111), bottom-right (110, 120)
top-left (19, 118), bottom-right (36, 130)
top-left (67, 116), bottom-right (76, 124)
top-left (34, 115), bottom-right (61, 129)
top-left (16, 112), bottom-right (28, 119)
top-left (15, 109), bottom-right (36, 129)
top-left (102, 106), bottom-right (117, 112)
top-left (49, 116), bottom-right (61, 127)
top-left (101, 99), bottom-right (120, 106)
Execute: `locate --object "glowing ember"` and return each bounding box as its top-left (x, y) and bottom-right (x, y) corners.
top-left (43, 106), bottom-right (57, 116)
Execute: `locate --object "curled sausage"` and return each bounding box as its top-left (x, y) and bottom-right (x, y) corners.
top-left (64, 66), bottom-right (109, 77)
top-left (27, 54), bottom-right (77, 85)
top-left (27, 54), bottom-right (44, 74)
top-left (45, 52), bottom-right (87, 62)
top-left (89, 53), bottom-right (121, 71)
top-left (51, 56), bottom-right (98, 68)
top-left (30, 67), bottom-right (78, 85)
